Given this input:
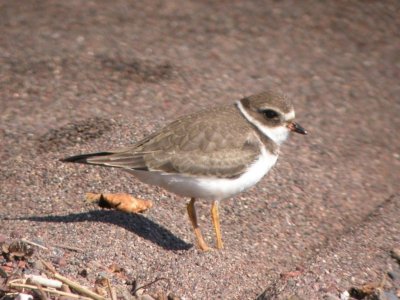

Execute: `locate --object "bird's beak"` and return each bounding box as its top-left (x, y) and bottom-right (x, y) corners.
top-left (287, 122), bottom-right (307, 135)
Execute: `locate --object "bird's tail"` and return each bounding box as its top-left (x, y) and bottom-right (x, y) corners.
top-left (60, 152), bottom-right (114, 165)
top-left (60, 150), bottom-right (147, 170)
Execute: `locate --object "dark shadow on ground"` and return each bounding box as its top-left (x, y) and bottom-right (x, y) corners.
top-left (16, 210), bottom-right (192, 251)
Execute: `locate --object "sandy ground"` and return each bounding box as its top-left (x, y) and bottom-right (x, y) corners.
top-left (1, 1), bottom-right (399, 299)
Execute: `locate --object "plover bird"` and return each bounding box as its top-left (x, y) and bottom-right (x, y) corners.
top-left (62, 91), bottom-right (307, 251)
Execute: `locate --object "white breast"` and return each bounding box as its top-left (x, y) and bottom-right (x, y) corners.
top-left (127, 147), bottom-right (278, 201)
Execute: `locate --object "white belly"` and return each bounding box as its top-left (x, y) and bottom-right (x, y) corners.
top-left (127, 148), bottom-right (278, 201)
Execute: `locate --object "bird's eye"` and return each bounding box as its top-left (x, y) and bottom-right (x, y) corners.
top-left (261, 109), bottom-right (279, 119)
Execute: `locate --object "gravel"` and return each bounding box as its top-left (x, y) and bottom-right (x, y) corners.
top-left (1, 1), bottom-right (399, 299)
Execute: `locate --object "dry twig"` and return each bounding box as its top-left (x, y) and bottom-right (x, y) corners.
top-left (52, 273), bottom-right (105, 300)
top-left (39, 256), bottom-right (105, 300)
top-left (20, 239), bottom-right (48, 251)
top-left (51, 244), bottom-right (83, 253)
top-left (133, 277), bottom-right (169, 294)
top-left (8, 282), bottom-right (92, 300)
top-left (38, 258), bottom-right (56, 274)
top-left (106, 278), bottom-right (117, 300)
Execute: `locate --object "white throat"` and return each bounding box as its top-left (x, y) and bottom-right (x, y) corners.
top-left (236, 100), bottom-right (290, 145)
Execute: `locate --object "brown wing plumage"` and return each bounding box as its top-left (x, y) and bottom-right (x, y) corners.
top-left (62, 105), bottom-right (262, 178)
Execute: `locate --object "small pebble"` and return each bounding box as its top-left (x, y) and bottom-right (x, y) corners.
top-left (391, 248), bottom-right (400, 263)
top-left (167, 293), bottom-right (181, 300)
top-left (79, 269), bottom-right (88, 277)
top-left (54, 256), bottom-right (67, 267)
top-left (340, 291), bottom-right (350, 300)
top-left (15, 293), bottom-right (33, 300)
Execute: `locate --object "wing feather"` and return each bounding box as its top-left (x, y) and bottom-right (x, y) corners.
top-left (62, 105), bottom-right (263, 178)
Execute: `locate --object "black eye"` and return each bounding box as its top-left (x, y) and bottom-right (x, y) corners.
top-left (261, 109), bottom-right (279, 119)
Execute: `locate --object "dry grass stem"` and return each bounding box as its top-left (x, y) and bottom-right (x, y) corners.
top-left (52, 244), bottom-right (84, 253)
top-left (8, 282), bottom-right (93, 300)
top-left (53, 273), bottom-right (105, 300)
top-left (106, 278), bottom-right (117, 300)
top-left (20, 239), bottom-right (49, 251)
top-left (39, 258), bottom-right (56, 273)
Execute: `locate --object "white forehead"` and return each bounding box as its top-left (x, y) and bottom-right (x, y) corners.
top-left (284, 110), bottom-right (295, 121)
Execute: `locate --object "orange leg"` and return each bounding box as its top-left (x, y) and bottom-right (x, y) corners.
top-left (211, 200), bottom-right (223, 249)
top-left (187, 198), bottom-right (210, 251)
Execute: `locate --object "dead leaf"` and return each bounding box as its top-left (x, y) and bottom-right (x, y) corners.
top-left (280, 270), bottom-right (302, 280)
top-left (108, 263), bottom-right (127, 280)
top-left (95, 275), bottom-right (108, 287)
top-left (108, 263), bottom-right (123, 273)
top-left (391, 248), bottom-right (400, 264)
top-left (86, 193), bottom-right (153, 213)
top-left (349, 282), bottom-right (380, 299)
top-left (280, 267), bottom-right (304, 280)
top-left (167, 293), bottom-right (181, 300)
top-left (1, 243), bottom-right (9, 254)
top-left (3, 240), bottom-right (34, 261)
